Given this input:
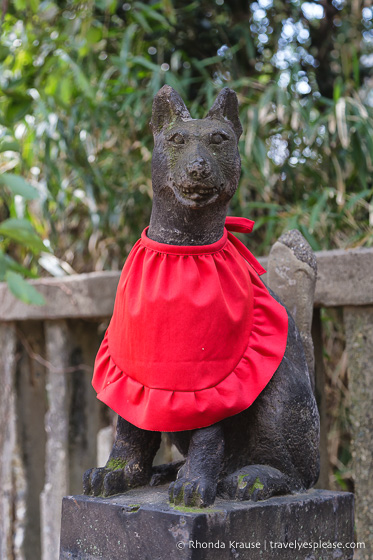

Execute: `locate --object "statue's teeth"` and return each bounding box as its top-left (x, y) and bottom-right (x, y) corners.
top-left (181, 186), bottom-right (217, 195)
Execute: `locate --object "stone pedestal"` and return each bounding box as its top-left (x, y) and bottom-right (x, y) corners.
top-left (60, 486), bottom-right (355, 560)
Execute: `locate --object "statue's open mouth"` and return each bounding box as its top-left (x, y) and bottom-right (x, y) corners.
top-left (181, 186), bottom-right (218, 200)
top-left (170, 183), bottom-right (220, 208)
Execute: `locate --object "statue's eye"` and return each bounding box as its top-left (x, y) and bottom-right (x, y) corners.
top-left (169, 133), bottom-right (185, 145)
top-left (210, 133), bottom-right (227, 145)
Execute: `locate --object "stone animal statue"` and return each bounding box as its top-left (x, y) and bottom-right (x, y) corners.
top-left (83, 86), bottom-right (320, 507)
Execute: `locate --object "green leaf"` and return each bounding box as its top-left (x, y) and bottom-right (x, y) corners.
top-left (56, 51), bottom-right (95, 100)
top-left (0, 45), bottom-right (10, 61)
top-left (198, 55), bottom-right (223, 67)
top-left (131, 56), bottom-right (160, 72)
top-left (258, 84), bottom-right (276, 111)
top-left (345, 189), bottom-right (373, 211)
top-left (309, 191), bottom-right (328, 232)
top-left (352, 49), bottom-right (360, 88)
top-left (0, 218), bottom-right (46, 253)
top-left (0, 140), bottom-right (20, 153)
top-left (3, 98), bottom-right (33, 125)
top-left (96, 0), bottom-right (117, 11)
top-left (0, 251), bottom-right (35, 281)
top-left (134, 2), bottom-right (170, 27)
top-left (0, 173), bottom-right (39, 200)
top-left (6, 271), bottom-right (45, 306)
top-left (30, 0), bottom-right (40, 12)
top-left (0, 253), bottom-right (10, 281)
top-left (241, 26), bottom-right (255, 59)
top-left (59, 77), bottom-right (73, 105)
top-left (86, 27), bottom-right (103, 46)
top-left (14, 0), bottom-right (27, 9)
top-left (119, 23), bottom-right (138, 63)
top-left (246, 201), bottom-right (282, 209)
top-left (334, 79), bottom-right (341, 103)
top-left (132, 10), bottom-right (153, 33)
top-left (252, 138), bottom-right (267, 178)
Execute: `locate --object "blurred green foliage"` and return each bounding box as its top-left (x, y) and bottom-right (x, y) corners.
top-left (0, 0), bottom-right (373, 303)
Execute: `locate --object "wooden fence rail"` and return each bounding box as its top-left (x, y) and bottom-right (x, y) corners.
top-left (0, 247), bottom-right (372, 560)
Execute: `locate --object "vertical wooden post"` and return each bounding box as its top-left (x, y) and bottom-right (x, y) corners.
top-left (67, 320), bottom-right (110, 494)
top-left (312, 308), bottom-right (331, 489)
top-left (344, 306), bottom-right (373, 559)
top-left (40, 321), bottom-right (70, 560)
top-left (16, 321), bottom-right (47, 559)
top-left (0, 323), bottom-right (18, 559)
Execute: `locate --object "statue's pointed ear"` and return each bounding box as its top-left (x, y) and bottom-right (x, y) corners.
top-left (150, 85), bottom-right (191, 133)
top-left (206, 88), bottom-right (243, 140)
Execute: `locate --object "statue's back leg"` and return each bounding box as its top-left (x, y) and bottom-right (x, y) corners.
top-left (218, 310), bottom-right (320, 501)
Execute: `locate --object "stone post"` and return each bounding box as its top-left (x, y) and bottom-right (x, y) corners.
top-left (0, 323), bottom-right (18, 559)
top-left (267, 230), bottom-right (317, 389)
top-left (40, 320), bottom-right (70, 560)
top-left (344, 306), bottom-right (373, 559)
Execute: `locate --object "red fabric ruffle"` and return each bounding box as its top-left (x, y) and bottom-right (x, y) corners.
top-left (92, 218), bottom-right (288, 432)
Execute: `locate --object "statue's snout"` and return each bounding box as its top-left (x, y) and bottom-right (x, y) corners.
top-left (186, 155), bottom-right (212, 180)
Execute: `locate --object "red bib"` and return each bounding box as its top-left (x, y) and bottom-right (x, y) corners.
top-left (92, 217), bottom-right (288, 432)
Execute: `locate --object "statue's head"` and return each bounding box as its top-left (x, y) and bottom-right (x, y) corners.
top-left (150, 86), bottom-right (242, 210)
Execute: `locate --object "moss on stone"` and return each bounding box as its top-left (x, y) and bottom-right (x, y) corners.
top-left (248, 477), bottom-right (264, 495)
top-left (171, 504), bottom-right (219, 514)
top-left (237, 475), bottom-right (264, 494)
top-left (166, 118), bottom-right (177, 131)
top-left (106, 458), bottom-right (127, 471)
top-left (238, 474), bottom-right (248, 490)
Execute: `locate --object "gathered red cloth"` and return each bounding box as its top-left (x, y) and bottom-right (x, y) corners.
top-left (92, 217), bottom-right (288, 432)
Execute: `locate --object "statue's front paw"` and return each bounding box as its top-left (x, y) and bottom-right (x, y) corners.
top-left (169, 469), bottom-right (217, 508)
top-left (83, 458), bottom-right (150, 497)
top-left (83, 465), bottom-right (127, 497)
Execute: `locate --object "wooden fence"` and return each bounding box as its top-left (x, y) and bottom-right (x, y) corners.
top-left (0, 247), bottom-right (372, 560)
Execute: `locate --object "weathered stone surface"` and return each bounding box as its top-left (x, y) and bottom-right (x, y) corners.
top-left (315, 247), bottom-right (373, 307)
top-left (312, 309), bottom-right (330, 490)
top-left (66, 320), bottom-right (110, 496)
top-left (0, 271), bottom-right (119, 321)
top-left (0, 323), bottom-right (19, 559)
top-left (344, 305), bottom-right (373, 560)
top-left (60, 486), bottom-right (355, 560)
top-left (41, 320), bottom-right (70, 560)
top-left (267, 231), bottom-right (316, 387)
top-left (16, 321), bottom-right (47, 559)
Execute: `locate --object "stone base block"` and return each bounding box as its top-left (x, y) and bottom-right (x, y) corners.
top-left (60, 486), bottom-right (354, 560)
